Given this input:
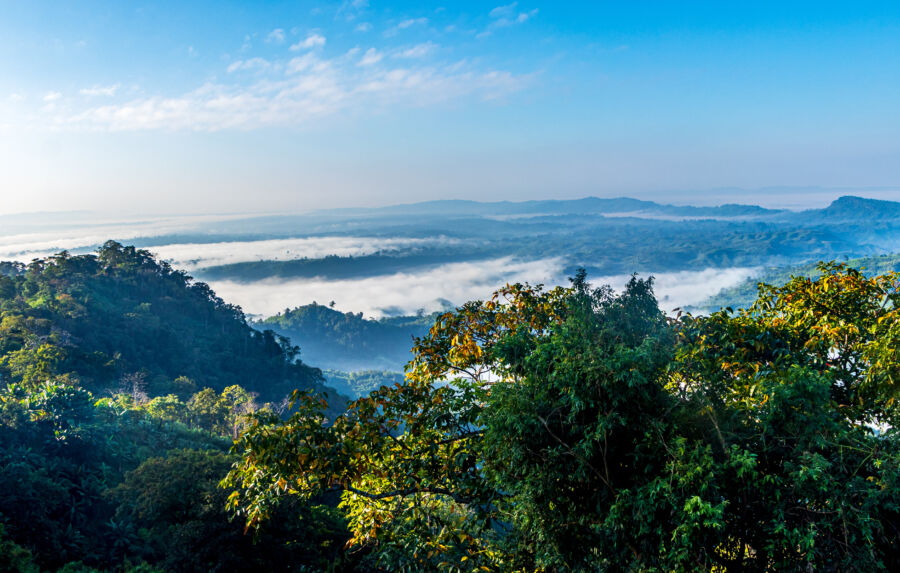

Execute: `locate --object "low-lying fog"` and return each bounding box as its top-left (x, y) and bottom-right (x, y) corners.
top-left (150, 236), bottom-right (460, 271)
top-left (0, 215), bottom-right (240, 262)
top-left (0, 219), bottom-right (758, 318)
top-left (207, 257), bottom-right (758, 318)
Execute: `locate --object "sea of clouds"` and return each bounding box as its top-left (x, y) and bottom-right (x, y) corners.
top-left (205, 256), bottom-right (758, 319)
top-left (0, 218), bottom-right (757, 318)
top-left (149, 236), bottom-right (460, 271)
top-left (0, 215), bottom-right (241, 262)
top-left (208, 256), bottom-right (565, 318)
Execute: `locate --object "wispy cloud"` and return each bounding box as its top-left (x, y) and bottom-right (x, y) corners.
top-left (384, 17), bottom-right (428, 37)
top-left (290, 33), bottom-right (326, 51)
top-left (337, 0), bottom-right (369, 22)
top-left (355, 22), bottom-right (372, 32)
top-left (398, 17), bottom-right (428, 29)
top-left (395, 42), bottom-right (437, 59)
top-left (226, 57), bottom-right (272, 73)
top-left (212, 259), bottom-right (753, 319)
top-left (209, 262), bottom-right (757, 319)
top-left (266, 28), bottom-right (285, 44)
top-left (152, 236), bottom-right (459, 271)
top-left (489, 2), bottom-right (537, 23)
top-left (60, 44), bottom-right (531, 131)
top-left (358, 47), bottom-right (383, 66)
top-left (0, 214), bottom-right (246, 262)
top-left (489, 3), bottom-right (516, 19)
top-left (208, 256), bottom-right (565, 318)
top-left (79, 84), bottom-right (120, 97)
top-left (43, 91), bottom-right (62, 102)
top-left (481, 3), bottom-right (538, 37)
top-left (587, 268), bottom-right (760, 314)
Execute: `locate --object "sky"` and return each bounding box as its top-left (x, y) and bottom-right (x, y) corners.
top-left (1, 1), bottom-right (900, 215)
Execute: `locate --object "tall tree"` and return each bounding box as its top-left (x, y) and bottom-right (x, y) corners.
top-left (227, 265), bottom-right (900, 570)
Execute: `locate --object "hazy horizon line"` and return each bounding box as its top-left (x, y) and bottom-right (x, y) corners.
top-left (2, 186), bottom-right (900, 219)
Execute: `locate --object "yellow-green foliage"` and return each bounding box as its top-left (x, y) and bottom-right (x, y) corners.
top-left (227, 265), bottom-right (900, 571)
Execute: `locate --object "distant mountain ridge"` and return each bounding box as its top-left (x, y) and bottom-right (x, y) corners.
top-left (804, 195), bottom-right (900, 222)
top-left (184, 195), bottom-right (899, 290)
top-left (296, 194), bottom-right (900, 223)
top-left (310, 196), bottom-right (787, 220)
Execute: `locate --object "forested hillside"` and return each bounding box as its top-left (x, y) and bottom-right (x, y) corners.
top-left (322, 369), bottom-right (406, 399)
top-left (4, 247), bottom-right (900, 571)
top-left (698, 252), bottom-right (900, 311)
top-left (258, 303), bottom-right (435, 371)
top-left (0, 241), bottom-right (333, 404)
top-left (229, 265), bottom-right (900, 571)
top-left (0, 243), bottom-right (355, 571)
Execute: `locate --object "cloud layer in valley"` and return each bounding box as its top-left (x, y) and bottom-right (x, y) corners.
top-left (0, 214), bottom-right (759, 318)
top-left (208, 256), bottom-right (565, 318)
top-left (150, 236), bottom-right (460, 270)
top-left (589, 267), bottom-right (759, 314)
top-left (205, 258), bottom-right (757, 319)
top-left (0, 215), bottom-right (244, 262)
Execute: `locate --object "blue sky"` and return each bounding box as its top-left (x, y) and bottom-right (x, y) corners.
top-left (1, 1), bottom-right (899, 214)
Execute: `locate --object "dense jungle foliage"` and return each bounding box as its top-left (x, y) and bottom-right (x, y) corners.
top-left (229, 264), bottom-right (900, 571)
top-left (0, 383), bottom-right (355, 572)
top-left (0, 241), bottom-right (333, 404)
top-left (699, 252), bottom-right (900, 312)
top-left (4, 243), bottom-right (900, 571)
top-left (258, 303), bottom-right (435, 372)
top-left (0, 243), bottom-right (354, 571)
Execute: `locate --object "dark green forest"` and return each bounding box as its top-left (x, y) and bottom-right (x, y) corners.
top-left (3, 243), bottom-right (900, 571)
top-left (0, 243), bottom-right (353, 571)
top-left (230, 265), bottom-right (900, 571)
top-left (0, 242), bottom-right (332, 404)
top-left (257, 303), bottom-right (436, 372)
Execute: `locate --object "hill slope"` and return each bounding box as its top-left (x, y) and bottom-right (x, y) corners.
top-left (257, 303), bottom-right (435, 371)
top-left (0, 241), bottom-right (336, 404)
top-left (695, 253), bottom-right (900, 312)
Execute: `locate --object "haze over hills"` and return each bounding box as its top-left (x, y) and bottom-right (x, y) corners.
top-left (256, 302), bottom-right (435, 372)
top-left (304, 196), bottom-right (787, 220)
top-left (1, 195), bottom-right (899, 324)
top-left (7, 194), bottom-right (898, 377)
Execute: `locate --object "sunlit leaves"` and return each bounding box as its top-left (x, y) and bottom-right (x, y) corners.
top-left (226, 264), bottom-right (900, 570)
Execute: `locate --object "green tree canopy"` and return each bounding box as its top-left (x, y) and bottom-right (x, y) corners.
top-left (226, 265), bottom-right (900, 571)
top-left (0, 241), bottom-right (335, 407)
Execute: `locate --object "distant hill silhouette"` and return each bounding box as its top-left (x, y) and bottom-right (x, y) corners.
top-left (311, 196), bottom-right (786, 220)
top-left (257, 303), bottom-right (435, 372)
top-left (0, 241), bottom-right (337, 405)
top-left (800, 195), bottom-right (900, 222)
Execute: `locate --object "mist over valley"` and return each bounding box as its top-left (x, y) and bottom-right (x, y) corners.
top-left (3, 194), bottom-right (899, 375)
top-left (4, 195), bottom-right (897, 319)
